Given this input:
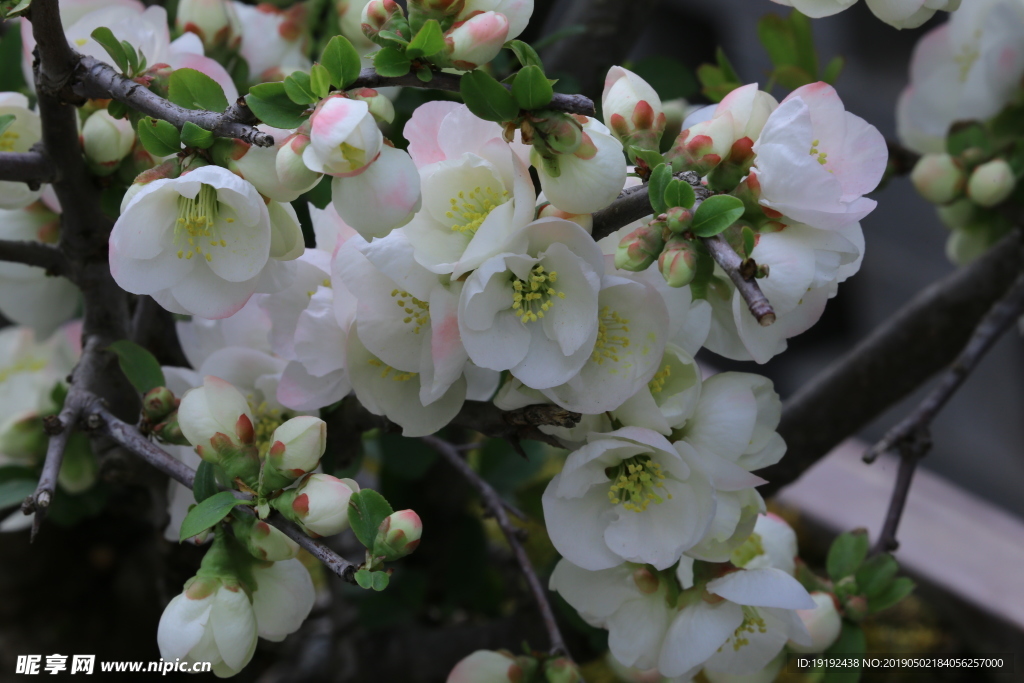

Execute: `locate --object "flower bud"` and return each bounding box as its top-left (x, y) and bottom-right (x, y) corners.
top-left (154, 412), bottom-right (190, 446)
top-left (614, 222), bottom-right (665, 272)
top-left (444, 11), bottom-right (509, 70)
top-left (631, 567), bottom-right (660, 594)
top-left (936, 198), bottom-right (974, 231)
top-left (143, 386), bottom-right (177, 422)
top-left (231, 514), bottom-right (300, 561)
top-left (664, 206), bottom-right (693, 233)
top-left (262, 416), bottom-right (327, 491)
top-left (274, 133), bottom-right (323, 196)
top-left (602, 66), bottom-right (666, 155)
top-left (408, 0), bottom-right (465, 22)
top-left (529, 112), bottom-right (583, 156)
top-left (843, 593), bottom-right (869, 622)
top-left (911, 153), bottom-right (965, 205)
top-left (82, 110), bottom-right (135, 174)
top-left (665, 114), bottom-right (736, 176)
top-left (372, 509), bottom-right (422, 561)
top-left (447, 650), bottom-right (529, 683)
top-left (178, 376), bottom-right (260, 484)
top-left (715, 83), bottom-right (779, 140)
top-left (658, 236), bottom-right (699, 288)
top-left (175, 0), bottom-right (242, 51)
top-left (705, 136), bottom-right (756, 192)
top-left (544, 657), bottom-right (582, 683)
top-left (361, 0), bottom-right (407, 42)
top-left (304, 95), bottom-right (384, 177)
top-left (537, 202), bottom-right (593, 233)
top-left (967, 158), bottom-right (1015, 208)
top-left (789, 592), bottom-right (843, 653)
top-left (274, 474), bottom-right (359, 537)
top-left (346, 88), bottom-right (395, 124)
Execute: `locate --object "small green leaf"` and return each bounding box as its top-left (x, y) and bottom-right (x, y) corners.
top-left (347, 489), bottom-right (394, 548)
top-left (821, 622), bottom-right (865, 683)
top-left (310, 63), bottom-right (332, 99)
top-left (108, 339), bottom-right (166, 394)
top-left (740, 225), bottom-right (756, 258)
top-left (371, 571), bottom-right (390, 591)
top-left (511, 64), bottom-right (553, 110)
top-left (415, 65), bottom-right (433, 83)
top-left (354, 568), bottom-right (374, 589)
top-left (120, 40), bottom-right (139, 76)
top-left (284, 71), bottom-right (317, 105)
top-left (179, 491), bottom-right (244, 541)
top-left (0, 0), bottom-right (32, 20)
top-left (90, 27), bottom-right (129, 73)
top-left (647, 164), bottom-right (673, 215)
top-left (108, 100), bottom-right (129, 119)
top-left (629, 146), bottom-right (665, 170)
top-left (377, 30), bottom-right (410, 47)
top-left (868, 576), bottom-right (915, 614)
top-left (855, 552), bottom-right (899, 598)
top-left (406, 19), bottom-right (445, 59)
top-left (180, 121), bottom-right (214, 149)
top-left (246, 82), bottom-right (310, 129)
top-left (321, 35), bottom-right (363, 88)
top-left (663, 178), bottom-right (695, 210)
top-left (0, 114), bottom-right (14, 137)
top-left (460, 70), bottom-right (520, 123)
top-left (826, 529), bottom-right (870, 582)
top-left (136, 114), bottom-right (182, 155)
top-left (947, 121), bottom-right (992, 156)
top-left (168, 68), bottom-right (229, 112)
top-left (823, 55), bottom-right (845, 84)
top-left (373, 47), bottom-right (412, 78)
top-left (0, 477), bottom-right (35, 510)
top-left (193, 461), bottom-right (218, 504)
top-left (690, 194), bottom-right (745, 237)
top-left (505, 39), bottom-right (542, 69)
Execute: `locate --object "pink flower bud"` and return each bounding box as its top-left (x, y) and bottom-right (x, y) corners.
top-left (264, 416), bottom-right (327, 489)
top-left (346, 88), bottom-right (396, 124)
top-left (544, 657), bottom-right (582, 683)
top-left (789, 591), bottom-right (843, 653)
top-left (175, 0), bottom-right (242, 51)
top-left (967, 158), bottom-right (1015, 208)
top-left (282, 474), bottom-right (360, 537)
top-left (631, 567), bottom-right (660, 594)
top-left (658, 236), bottom-right (699, 288)
top-left (664, 206), bottom-right (693, 233)
top-left (602, 66), bottom-right (666, 152)
top-left (232, 515), bottom-right (300, 561)
top-left (304, 95), bottom-right (384, 177)
top-left (666, 114), bottom-right (736, 176)
top-left (372, 509), bottom-right (423, 560)
top-left (444, 11), bottom-right (509, 70)
top-left (142, 386), bottom-right (177, 422)
top-left (177, 376), bottom-right (260, 483)
top-left (614, 223), bottom-right (664, 272)
top-left (361, 0), bottom-right (406, 40)
top-left (911, 153), bottom-right (965, 204)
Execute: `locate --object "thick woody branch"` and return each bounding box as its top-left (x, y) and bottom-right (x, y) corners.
top-left (350, 68), bottom-right (596, 116)
top-left (422, 435), bottom-right (575, 664)
top-left (0, 239), bottom-right (67, 275)
top-left (72, 56), bottom-right (273, 146)
top-left (0, 151), bottom-right (56, 186)
top-left (759, 228), bottom-right (1024, 497)
top-left (868, 272), bottom-right (1024, 553)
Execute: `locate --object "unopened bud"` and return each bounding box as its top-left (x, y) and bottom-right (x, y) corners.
top-left (261, 415), bottom-right (327, 491)
top-left (967, 158), bottom-right (1015, 208)
top-left (614, 223), bottom-right (664, 272)
top-left (602, 66), bottom-right (665, 155)
top-left (231, 514), bottom-right (300, 561)
top-left (444, 11), bottom-right (510, 71)
top-left (408, 0), bottom-right (464, 23)
top-left (361, 0), bottom-right (407, 42)
top-left (658, 236), bottom-right (699, 287)
top-left (154, 412), bottom-right (190, 446)
top-left (911, 153), bottom-right (966, 204)
top-left (447, 650), bottom-right (530, 683)
top-left (544, 657), bottom-right (583, 683)
top-left (346, 88), bottom-right (395, 124)
top-left (664, 206), bottom-right (693, 233)
top-left (843, 593), bottom-right (869, 622)
top-left (275, 133), bottom-right (323, 195)
top-left (537, 202), bottom-right (593, 232)
top-left (789, 591), bottom-right (842, 653)
top-left (175, 0), bottom-right (241, 51)
top-left (665, 115), bottom-right (735, 176)
top-left (706, 136), bottom-right (755, 192)
top-left (82, 110), bottom-right (135, 174)
top-left (143, 386), bottom-right (177, 422)
top-left (273, 473), bottom-right (360, 537)
top-left (936, 198), bottom-right (975, 231)
top-left (631, 567), bottom-right (660, 594)
top-left (372, 509), bottom-right (423, 561)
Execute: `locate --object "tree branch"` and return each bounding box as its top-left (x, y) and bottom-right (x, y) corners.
top-left (759, 228), bottom-right (1024, 498)
top-left (702, 234), bottom-right (776, 326)
top-left (0, 239), bottom-right (67, 275)
top-left (421, 435), bottom-right (575, 664)
top-left (867, 272), bottom-right (1024, 553)
top-left (0, 151), bottom-right (56, 186)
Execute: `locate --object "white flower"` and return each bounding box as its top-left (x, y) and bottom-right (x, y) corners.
top-left (331, 143), bottom-right (422, 239)
top-left (713, 83), bottom-right (779, 142)
top-left (611, 343), bottom-right (703, 436)
top-left (250, 558), bottom-right (315, 642)
top-left (305, 96), bottom-right (383, 177)
top-left (226, 127), bottom-right (323, 203)
top-left (176, 0), bottom-right (241, 50)
top-left (445, 11), bottom-right (510, 70)
top-left (232, 1), bottom-right (310, 81)
top-left (281, 473), bottom-right (359, 536)
top-left (769, 0), bottom-right (958, 27)
top-left (732, 513), bottom-right (799, 576)
top-left (533, 116), bottom-right (628, 215)
top-left (447, 650), bottom-right (526, 683)
top-left (789, 591), bottom-right (842, 653)
top-left (751, 82), bottom-right (886, 230)
top-left (458, 218), bottom-right (603, 390)
top-left (109, 165), bottom-right (292, 319)
top-left (157, 577), bottom-right (258, 678)
top-left (403, 102), bottom-right (535, 277)
top-left (0, 93), bottom-right (43, 210)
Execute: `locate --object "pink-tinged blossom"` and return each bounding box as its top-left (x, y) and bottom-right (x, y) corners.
top-left (445, 12), bottom-right (510, 70)
top-left (232, 1), bottom-right (310, 81)
top-left (769, 0), bottom-right (958, 28)
top-left (0, 93), bottom-right (42, 210)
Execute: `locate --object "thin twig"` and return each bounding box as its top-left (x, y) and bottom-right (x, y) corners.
top-left (868, 271), bottom-right (1024, 553)
top-left (0, 151), bottom-right (56, 186)
top-left (0, 239), bottom-right (67, 274)
top-left (590, 172), bottom-right (704, 241)
top-left (703, 234), bottom-right (776, 326)
top-left (421, 435), bottom-right (574, 662)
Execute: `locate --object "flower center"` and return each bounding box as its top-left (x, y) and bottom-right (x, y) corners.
top-left (591, 306), bottom-right (631, 365)
top-left (446, 186), bottom-right (508, 235)
top-left (648, 364), bottom-right (671, 393)
top-left (0, 356), bottom-right (47, 384)
top-left (606, 455), bottom-right (671, 512)
top-left (175, 184), bottom-right (232, 262)
top-left (955, 31), bottom-right (982, 82)
top-left (511, 264), bottom-right (565, 323)
top-left (721, 607), bottom-right (768, 651)
top-left (339, 142), bottom-right (367, 171)
top-left (368, 358), bottom-right (417, 381)
top-left (249, 398), bottom-right (290, 460)
top-left (729, 532), bottom-right (764, 567)
top-left (391, 289), bottom-right (429, 334)
top-left (0, 129), bottom-right (20, 152)
top-left (808, 139), bottom-right (828, 166)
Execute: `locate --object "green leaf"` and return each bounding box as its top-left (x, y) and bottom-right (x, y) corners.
top-left (647, 164), bottom-right (672, 215)
top-left (406, 19), bottom-right (445, 60)
top-left (168, 68), bottom-right (229, 112)
top-left (663, 178), bottom-right (695, 210)
top-left (371, 571), bottom-right (390, 591)
top-left (506, 39), bottom-right (543, 69)
top-left (772, 64), bottom-right (816, 90)
top-left (354, 568), bottom-right (374, 589)
top-left (740, 225), bottom-right (756, 258)
top-left (0, 114), bottom-right (14, 138)
top-left (120, 40), bottom-right (139, 76)
top-left (179, 491), bottom-right (244, 541)
top-left (460, 70), bottom-right (519, 123)
top-left (108, 339), bottom-right (166, 394)
top-left (821, 622), bottom-right (865, 683)
top-left (347, 489), bottom-right (394, 548)
top-left (193, 461), bottom-right (218, 504)
top-left (629, 146), bottom-right (665, 170)
top-left (321, 35), bottom-right (363, 88)
top-left (715, 47), bottom-right (740, 85)
top-left (0, 0), bottom-right (32, 20)
top-left (691, 194), bottom-right (744, 237)
top-left (826, 529), bottom-right (870, 582)
top-left (823, 55), bottom-right (845, 84)
top-left (284, 72), bottom-right (317, 105)
top-left (415, 65), bottom-right (433, 83)
top-left (310, 63), bottom-right (332, 99)
top-left (90, 27), bottom-right (129, 73)
top-left (135, 115), bottom-right (182, 155)
top-left (180, 121), bottom-right (214, 149)
top-left (373, 47), bottom-right (412, 78)
top-left (511, 64), bottom-right (553, 110)
top-left (246, 82), bottom-right (310, 129)
top-left (108, 100), bottom-right (129, 119)
top-left (0, 477), bottom-right (35, 510)
top-left (868, 576), bottom-right (915, 614)
top-left (947, 121), bottom-right (992, 156)
top-left (789, 9), bottom-right (819, 78)
top-left (855, 552), bottom-right (899, 598)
